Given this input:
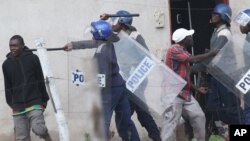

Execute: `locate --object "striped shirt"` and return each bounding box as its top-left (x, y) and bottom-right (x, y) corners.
top-left (165, 44), bottom-right (191, 101)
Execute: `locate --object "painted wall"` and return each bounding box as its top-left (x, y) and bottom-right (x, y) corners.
top-left (0, 0), bottom-right (169, 140)
top-left (0, 0), bottom-right (250, 140)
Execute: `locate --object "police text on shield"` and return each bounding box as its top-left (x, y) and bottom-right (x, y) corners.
top-left (126, 56), bottom-right (155, 92)
top-left (236, 69), bottom-right (250, 94)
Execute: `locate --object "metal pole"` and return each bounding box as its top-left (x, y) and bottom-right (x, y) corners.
top-left (35, 38), bottom-right (69, 141)
top-left (187, 0), bottom-right (197, 86)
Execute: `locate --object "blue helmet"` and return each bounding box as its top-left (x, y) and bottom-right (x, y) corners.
top-left (91, 20), bottom-right (112, 40)
top-left (235, 9), bottom-right (250, 27)
top-left (116, 10), bottom-right (133, 25)
top-left (243, 9), bottom-right (250, 26)
top-left (213, 3), bottom-right (232, 24)
top-left (243, 9), bottom-right (250, 16)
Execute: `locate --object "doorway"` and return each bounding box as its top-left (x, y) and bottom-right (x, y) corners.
top-left (169, 0), bottom-right (229, 54)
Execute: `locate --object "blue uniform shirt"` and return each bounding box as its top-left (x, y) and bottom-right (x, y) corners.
top-left (94, 42), bottom-right (125, 87)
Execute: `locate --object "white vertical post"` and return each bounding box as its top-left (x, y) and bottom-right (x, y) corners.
top-left (35, 38), bottom-right (70, 141)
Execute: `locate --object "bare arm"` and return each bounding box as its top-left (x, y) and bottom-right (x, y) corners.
top-left (187, 49), bottom-right (219, 63)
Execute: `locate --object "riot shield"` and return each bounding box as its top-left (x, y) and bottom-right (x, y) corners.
top-left (67, 49), bottom-right (105, 141)
top-left (207, 34), bottom-right (250, 107)
top-left (114, 31), bottom-right (186, 115)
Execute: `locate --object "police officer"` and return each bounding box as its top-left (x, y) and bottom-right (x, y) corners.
top-left (90, 20), bottom-right (140, 141)
top-left (237, 9), bottom-right (250, 42)
top-left (206, 3), bottom-right (243, 137)
top-left (101, 10), bottom-right (162, 141)
top-left (235, 9), bottom-right (250, 124)
top-left (64, 10), bottom-right (159, 141)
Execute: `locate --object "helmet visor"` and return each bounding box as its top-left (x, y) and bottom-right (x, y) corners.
top-left (108, 17), bottom-right (120, 26)
top-left (83, 24), bottom-right (119, 42)
top-left (235, 11), bottom-right (250, 26)
top-left (83, 24), bottom-right (96, 40)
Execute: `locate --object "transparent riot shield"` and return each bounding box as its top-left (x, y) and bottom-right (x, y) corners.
top-left (114, 31), bottom-right (186, 116)
top-left (67, 49), bottom-right (105, 141)
top-left (207, 34), bottom-right (250, 107)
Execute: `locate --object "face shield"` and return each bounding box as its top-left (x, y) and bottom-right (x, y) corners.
top-left (106, 17), bottom-right (121, 33)
top-left (235, 11), bottom-right (250, 27)
top-left (108, 17), bottom-right (120, 26)
top-left (83, 23), bottom-right (119, 42)
top-left (83, 24), bottom-right (95, 40)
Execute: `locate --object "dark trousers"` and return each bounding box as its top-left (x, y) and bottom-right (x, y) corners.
top-left (244, 92), bottom-right (250, 124)
top-left (206, 77), bottom-right (243, 124)
top-left (102, 85), bottom-right (140, 141)
top-left (244, 107), bottom-right (250, 125)
top-left (128, 90), bottom-right (161, 141)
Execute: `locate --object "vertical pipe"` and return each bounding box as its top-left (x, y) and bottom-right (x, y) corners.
top-left (35, 39), bottom-right (70, 141)
top-left (187, 0), bottom-right (197, 85)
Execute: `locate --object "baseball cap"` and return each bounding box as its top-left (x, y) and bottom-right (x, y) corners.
top-left (172, 28), bottom-right (195, 43)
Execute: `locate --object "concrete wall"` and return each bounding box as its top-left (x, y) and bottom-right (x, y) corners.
top-left (0, 0), bottom-right (169, 140)
top-left (1, 0), bottom-right (250, 140)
